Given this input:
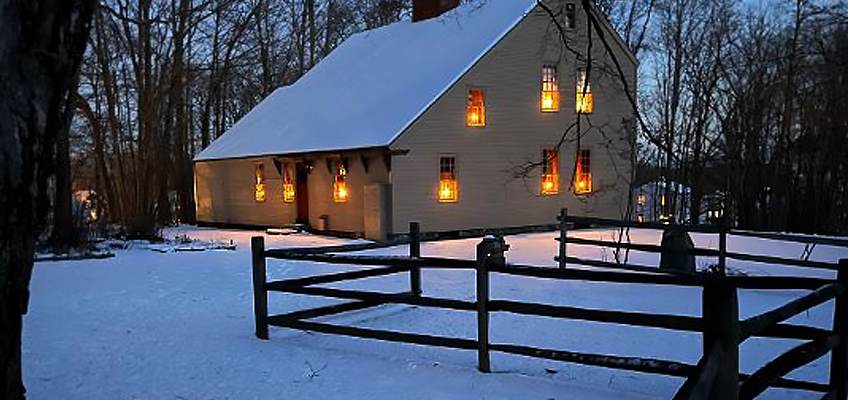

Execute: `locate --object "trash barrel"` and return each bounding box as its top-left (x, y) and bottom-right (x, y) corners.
top-left (317, 214), bottom-right (329, 231)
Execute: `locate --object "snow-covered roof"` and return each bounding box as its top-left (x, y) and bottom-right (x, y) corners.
top-left (195, 0), bottom-right (537, 161)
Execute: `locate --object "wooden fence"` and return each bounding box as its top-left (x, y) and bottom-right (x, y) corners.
top-left (252, 219), bottom-right (848, 400)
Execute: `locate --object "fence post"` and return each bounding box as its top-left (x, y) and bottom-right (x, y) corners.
top-left (409, 222), bottom-right (422, 296)
top-left (558, 208), bottom-right (568, 269)
top-left (252, 236), bottom-right (269, 340)
top-left (702, 279), bottom-right (739, 400)
top-left (718, 218), bottom-right (728, 276)
top-left (829, 259), bottom-right (848, 398)
top-left (476, 237), bottom-right (495, 373)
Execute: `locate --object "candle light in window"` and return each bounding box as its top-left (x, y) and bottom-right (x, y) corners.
top-left (438, 156), bottom-right (458, 202)
top-left (576, 68), bottom-right (593, 114)
top-left (440, 182), bottom-right (455, 200)
top-left (254, 164), bottom-right (267, 202)
top-left (283, 164), bottom-right (295, 203)
top-left (574, 149), bottom-right (592, 194)
top-left (283, 184), bottom-right (295, 202)
top-left (466, 89), bottom-right (486, 127)
top-left (333, 163), bottom-right (348, 203)
top-left (541, 65), bottom-right (559, 112)
top-left (541, 148), bottom-right (559, 195)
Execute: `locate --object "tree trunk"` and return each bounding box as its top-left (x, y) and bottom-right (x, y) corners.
top-left (0, 0), bottom-right (95, 398)
top-left (49, 86), bottom-right (77, 252)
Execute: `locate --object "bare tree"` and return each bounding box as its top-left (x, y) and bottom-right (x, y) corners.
top-left (0, 0), bottom-right (96, 397)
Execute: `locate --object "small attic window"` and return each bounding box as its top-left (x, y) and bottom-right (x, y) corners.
top-left (574, 149), bottom-right (592, 194)
top-left (541, 148), bottom-right (559, 195)
top-left (438, 156), bottom-right (458, 202)
top-left (467, 88), bottom-right (486, 127)
top-left (565, 3), bottom-right (576, 29)
top-left (541, 65), bottom-right (560, 112)
top-left (333, 161), bottom-right (349, 203)
top-left (283, 163), bottom-right (295, 203)
top-left (576, 68), bottom-right (593, 114)
top-left (254, 164), bottom-right (267, 202)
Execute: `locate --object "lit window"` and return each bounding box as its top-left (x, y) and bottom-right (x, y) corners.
top-left (574, 149), bottom-right (592, 194)
top-left (333, 161), bottom-right (348, 203)
top-left (439, 156), bottom-right (458, 202)
top-left (541, 149), bottom-right (559, 195)
top-left (283, 163), bottom-right (295, 203)
top-left (254, 164), bottom-right (266, 202)
top-left (541, 65), bottom-right (560, 112)
top-left (467, 88), bottom-right (486, 127)
top-left (565, 3), bottom-right (576, 29)
top-left (576, 69), bottom-right (593, 114)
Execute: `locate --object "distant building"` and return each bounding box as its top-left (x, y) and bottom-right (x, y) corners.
top-left (634, 178), bottom-right (724, 224)
top-left (194, 0), bottom-right (637, 239)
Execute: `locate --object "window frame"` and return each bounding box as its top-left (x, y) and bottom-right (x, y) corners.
top-left (466, 87), bottom-right (486, 127)
top-left (576, 68), bottom-right (594, 114)
top-left (541, 148), bottom-right (560, 195)
top-left (283, 163), bottom-right (295, 203)
top-left (574, 149), bottom-right (593, 195)
top-left (333, 159), bottom-right (349, 203)
top-left (254, 163), bottom-right (267, 203)
top-left (438, 155), bottom-right (459, 203)
top-left (541, 64), bottom-right (560, 113)
top-left (565, 2), bottom-right (576, 29)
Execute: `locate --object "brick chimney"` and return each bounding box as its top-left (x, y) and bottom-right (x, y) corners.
top-left (412, 0), bottom-right (460, 22)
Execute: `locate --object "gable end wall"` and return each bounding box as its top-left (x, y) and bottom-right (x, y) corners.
top-left (390, 2), bottom-right (637, 234)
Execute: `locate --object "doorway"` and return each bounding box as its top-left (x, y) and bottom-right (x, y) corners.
top-left (295, 163), bottom-right (309, 225)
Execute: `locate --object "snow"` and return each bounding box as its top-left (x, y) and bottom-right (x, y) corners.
top-left (195, 0), bottom-right (538, 161)
top-left (24, 225), bottom-right (848, 399)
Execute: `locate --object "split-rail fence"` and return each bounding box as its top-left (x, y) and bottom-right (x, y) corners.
top-left (251, 214), bottom-right (848, 399)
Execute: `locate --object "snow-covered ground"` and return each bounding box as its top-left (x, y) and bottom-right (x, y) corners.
top-left (24, 226), bottom-right (848, 399)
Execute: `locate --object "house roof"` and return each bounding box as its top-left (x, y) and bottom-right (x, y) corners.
top-left (195, 0), bottom-right (538, 161)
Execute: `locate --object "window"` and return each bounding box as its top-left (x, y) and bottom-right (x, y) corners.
top-left (333, 161), bottom-right (348, 203)
top-left (574, 149), bottom-right (592, 194)
top-left (466, 88), bottom-right (486, 127)
top-left (541, 148), bottom-right (559, 195)
top-left (438, 156), bottom-right (458, 202)
top-left (576, 68), bottom-right (593, 114)
top-left (565, 3), bottom-right (576, 29)
top-left (254, 164), bottom-right (266, 202)
top-left (541, 65), bottom-right (560, 112)
top-left (283, 163), bottom-right (295, 203)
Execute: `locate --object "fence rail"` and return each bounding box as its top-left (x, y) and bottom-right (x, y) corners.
top-left (252, 218), bottom-right (848, 399)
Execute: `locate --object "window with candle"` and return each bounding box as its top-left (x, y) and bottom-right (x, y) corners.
top-left (574, 149), bottom-right (592, 194)
top-left (466, 88), bottom-right (486, 127)
top-left (576, 68), bottom-right (593, 114)
top-left (541, 148), bottom-right (559, 195)
top-left (438, 156), bottom-right (458, 202)
top-left (541, 65), bottom-right (559, 112)
top-left (333, 161), bottom-right (348, 203)
top-left (283, 163), bottom-right (295, 203)
top-left (254, 163), bottom-right (266, 202)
